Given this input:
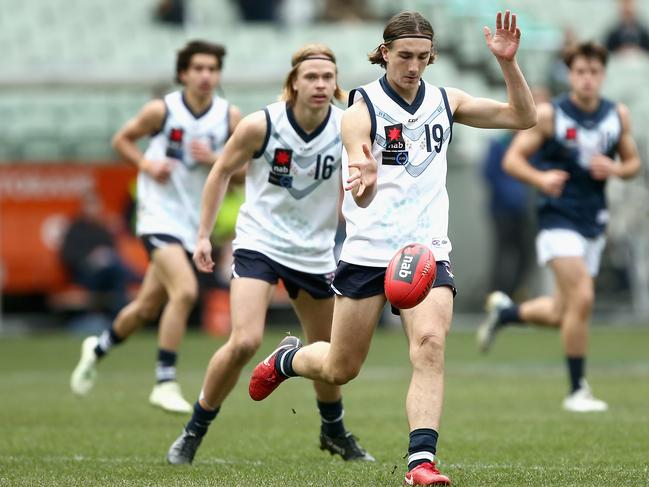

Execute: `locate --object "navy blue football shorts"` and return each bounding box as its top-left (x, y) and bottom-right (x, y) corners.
top-left (331, 260), bottom-right (457, 314)
top-left (232, 249), bottom-right (335, 300)
top-left (140, 233), bottom-right (191, 259)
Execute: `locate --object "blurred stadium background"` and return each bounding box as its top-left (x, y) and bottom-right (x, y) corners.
top-left (1, 1), bottom-right (649, 485)
top-left (2, 0), bottom-right (648, 332)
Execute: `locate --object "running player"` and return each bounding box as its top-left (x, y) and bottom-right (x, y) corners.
top-left (166, 44), bottom-right (373, 464)
top-left (477, 41), bottom-right (641, 412)
top-left (249, 11), bottom-right (536, 486)
top-left (70, 40), bottom-right (241, 413)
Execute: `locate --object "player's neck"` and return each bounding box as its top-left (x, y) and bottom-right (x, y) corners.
top-left (290, 103), bottom-right (330, 134)
top-left (183, 90), bottom-right (212, 114)
top-left (569, 92), bottom-right (600, 113)
top-left (385, 75), bottom-right (419, 104)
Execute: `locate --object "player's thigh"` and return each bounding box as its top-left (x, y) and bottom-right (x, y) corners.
top-left (229, 277), bottom-right (276, 347)
top-left (326, 295), bottom-right (385, 373)
top-left (151, 244), bottom-right (198, 300)
top-left (290, 292), bottom-right (334, 343)
top-left (400, 286), bottom-right (454, 348)
top-left (550, 256), bottom-right (594, 302)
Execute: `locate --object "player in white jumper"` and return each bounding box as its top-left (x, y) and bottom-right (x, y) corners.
top-left (166, 44), bottom-right (373, 464)
top-left (250, 11), bottom-right (536, 486)
top-left (70, 41), bottom-right (241, 413)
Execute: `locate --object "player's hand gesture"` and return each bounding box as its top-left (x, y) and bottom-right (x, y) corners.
top-left (142, 159), bottom-right (175, 183)
top-left (539, 169), bottom-right (569, 197)
top-left (346, 144), bottom-right (377, 198)
top-left (589, 154), bottom-right (616, 181)
top-left (484, 10), bottom-right (521, 62)
top-left (191, 139), bottom-right (216, 165)
top-left (193, 236), bottom-right (215, 273)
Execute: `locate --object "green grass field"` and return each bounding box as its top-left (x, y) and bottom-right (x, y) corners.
top-left (1, 323), bottom-right (648, 486)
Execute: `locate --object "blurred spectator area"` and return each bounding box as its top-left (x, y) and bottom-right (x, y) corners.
top-left (1, 0), bottom-right (648, 316)
top-left (0, 164), bottom-right (147, 308)
top-left (1, 0), bottom-right (649, 161)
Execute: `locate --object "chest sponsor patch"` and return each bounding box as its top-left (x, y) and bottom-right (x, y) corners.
top-left (166, 127), bottom-right (185, 160)
top-left (382, 123), bottom-right (408, 166)
top-left (268, 148), bottom-right (294, 188)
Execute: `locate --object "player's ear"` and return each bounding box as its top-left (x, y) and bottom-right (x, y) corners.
top-left (380, 44), bottom-right (389, 64)
top-left (178, 70), bottom-right (188, 86)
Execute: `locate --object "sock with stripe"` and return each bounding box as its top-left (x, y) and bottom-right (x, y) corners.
top-left (94, 327), bottom-right (123, 359)
top-left (156, 348), bottom-right (177, 384)
top-left (274, 347), bottom-right (300, 378)
top-left (318, 399), bottom-right (346, 438)
top-left (407, 428), bottom-right (439, 470)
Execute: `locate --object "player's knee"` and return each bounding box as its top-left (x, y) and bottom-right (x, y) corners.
top-left (169, 284), bottom-right (198, 308)
top-left (410, 333), bottom-right (445, 367)
top-left (329, 363), bottom-right (360, 385)
top-left (230, 336), bottom-right (262, 362)
top-left (566, 283), bottom-right (594, 316)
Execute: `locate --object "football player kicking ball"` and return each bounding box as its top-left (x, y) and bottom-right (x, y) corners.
top-left (166, 44), bottom-right (373, 464)
top-left (249, 10), bottom-right (536, 486)
top-left (477, 41), bottom-right (641, 412)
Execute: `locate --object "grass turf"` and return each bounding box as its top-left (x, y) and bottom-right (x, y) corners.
top-left (1, 323), bottom-right (648, 486)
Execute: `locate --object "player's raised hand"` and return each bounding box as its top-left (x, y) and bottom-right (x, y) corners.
top-left (484, 10), bottom-right (521, 62)
top-left (193, 236), bottom-right (215, 273)
top-left (539, 169), bottom-right (569, 197)
top-left (589, 154), bottom-right (616, 181)
top-left (142, 158), bottom-right (175, 183)
top-left (345, 143), bottom-right (377, 198)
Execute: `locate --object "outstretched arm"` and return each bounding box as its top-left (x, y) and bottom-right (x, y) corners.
top-left (447, 10), bottom-right (536, 130)
top-left (342, 99), bottom-right (378, 208)
top-left (194, 110), bottom-right (266, 272)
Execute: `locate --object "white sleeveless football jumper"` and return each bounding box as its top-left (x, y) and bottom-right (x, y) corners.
top-left (233, 102), bottom-right (343, 274)
top-left (137, 90), bottom-right (230, 252)
top-left (340, 75), bottom-right (454, 267)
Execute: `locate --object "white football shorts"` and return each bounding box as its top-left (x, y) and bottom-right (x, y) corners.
top-left (536, 228), bottom-right (606, 277)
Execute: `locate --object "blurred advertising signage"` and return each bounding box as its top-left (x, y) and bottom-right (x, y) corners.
top-left (0, 163), bottom-right (143, 293)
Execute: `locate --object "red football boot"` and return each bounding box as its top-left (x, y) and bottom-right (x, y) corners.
top-left (249, 335), bottom-right (301, 401)
top-left (404, 462), bottom-right (451, 486)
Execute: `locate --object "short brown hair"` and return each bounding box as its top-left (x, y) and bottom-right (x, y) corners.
top-left (368, 11), bottom-right (436, 68)
top-left (563, 41), bottom-right (608, 68)
top-left (281, 44), bottom-right (345, 105)
top-left (175, 40), bottom-right (226, 84)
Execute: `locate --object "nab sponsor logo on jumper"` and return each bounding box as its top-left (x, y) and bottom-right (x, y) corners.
top-left (166, 127), bottom-right (185, 160)
top-left (382, 124), bottom-right (409, 166)
top-left (268, 148), bottom-right (294, 188)
top-left (393, 250), bottom-right (422, 284)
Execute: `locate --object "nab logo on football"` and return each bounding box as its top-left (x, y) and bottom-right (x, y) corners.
top-left (394, 253), bottom-right (419, 284)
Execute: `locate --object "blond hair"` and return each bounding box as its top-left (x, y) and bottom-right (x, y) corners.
top-left (281, 44), bottom-right (345, 105)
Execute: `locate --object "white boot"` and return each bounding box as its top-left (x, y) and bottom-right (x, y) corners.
top-left (563, 379), bottom-right (608, 412)
top-left (149, 381), bottom-right (192, 413)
